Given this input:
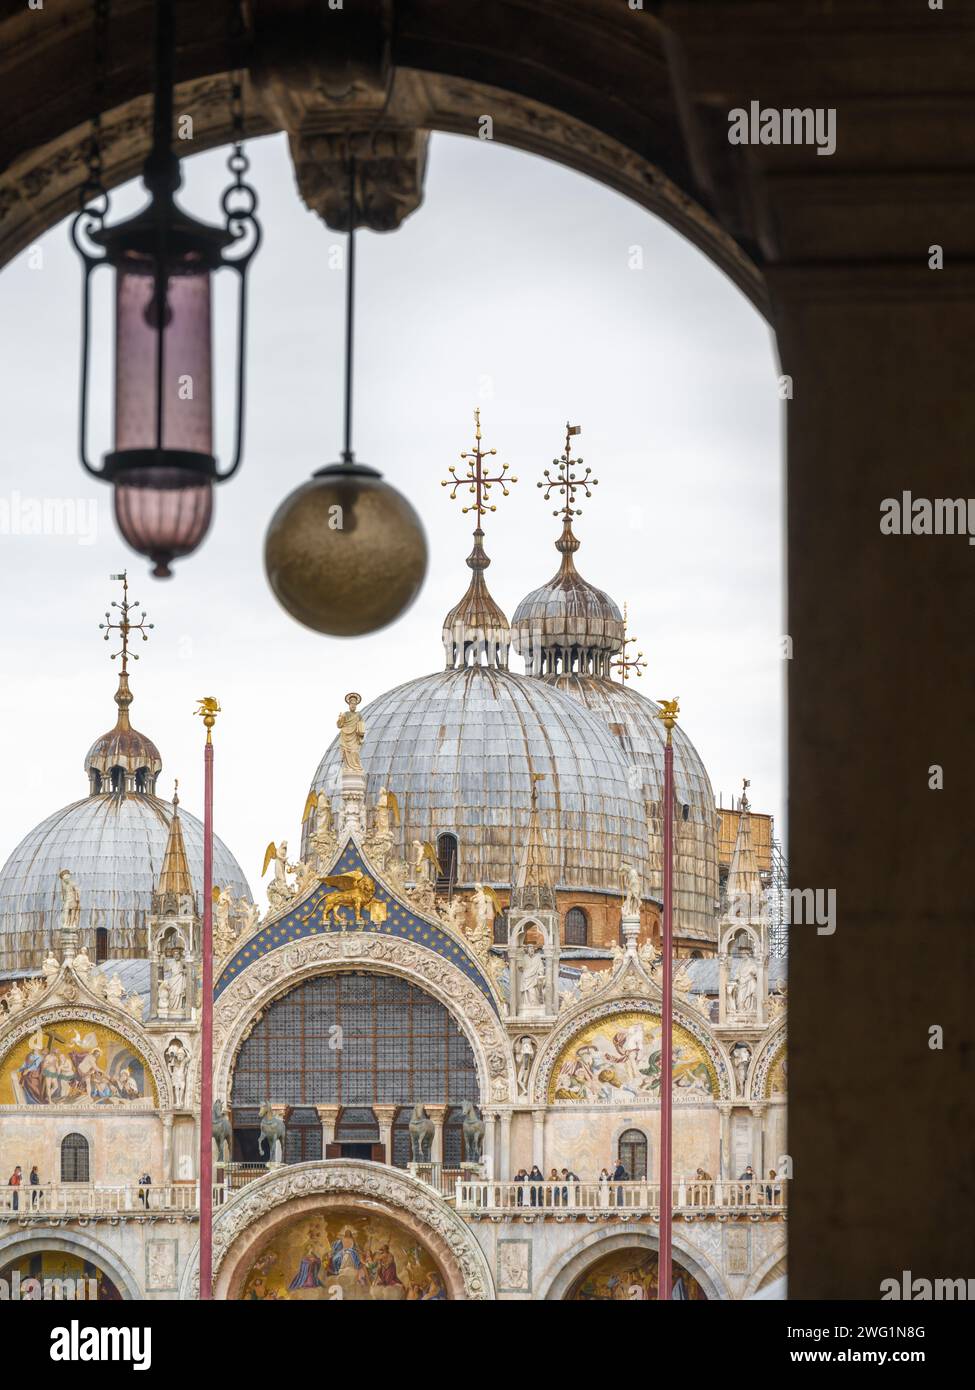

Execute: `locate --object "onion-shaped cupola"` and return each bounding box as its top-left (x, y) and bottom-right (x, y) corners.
top-left (511, 424), bottom-right (624, 677)
top-left (84, 571), bottom-right (161, 795)
top-left (440, 408), bottom-right (516, 670)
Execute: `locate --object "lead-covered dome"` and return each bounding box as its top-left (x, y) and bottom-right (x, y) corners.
top-left (306, 665), bottom-right (651, 895)
top-left (0, 794), bottom-right (250, 973)
top-left (547, 675), bottom-right (719, 942)
top-left (512, 518), bottom-right (624, 677)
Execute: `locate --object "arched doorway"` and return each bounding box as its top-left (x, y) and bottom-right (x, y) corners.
top-left (617, 1128), bottom-right (648, 1181)
top-left (566, 1246), bottom-right (708, 1301)
top-left (228, 971), bottom-right (480, 1165)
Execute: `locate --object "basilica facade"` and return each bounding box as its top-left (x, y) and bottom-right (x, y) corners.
top-left (0, 430), bottom-right (786, 1301)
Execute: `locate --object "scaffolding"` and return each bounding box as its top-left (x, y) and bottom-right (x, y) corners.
top-left (768, 835), bottom-right (790, 957)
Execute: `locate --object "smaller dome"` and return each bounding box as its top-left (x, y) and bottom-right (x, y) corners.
top-left (84, 671), bottom-right (162, 795)
top-left (442, 528), bottom-right (511, 669)
top-left (512, 519), bottom-right (624, 677)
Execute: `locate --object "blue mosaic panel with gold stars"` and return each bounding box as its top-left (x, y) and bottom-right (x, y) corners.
top-left (214, 840), bottom-right (498, 1012)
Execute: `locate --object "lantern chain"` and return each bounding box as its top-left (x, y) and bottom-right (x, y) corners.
top-left (226, 0), bottom-right (249, 188)
top-left (79, 0), bottom-right (111, 214)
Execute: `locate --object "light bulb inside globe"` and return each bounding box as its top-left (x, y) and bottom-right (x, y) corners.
top-left (264, 460), bottom-right (428, 636)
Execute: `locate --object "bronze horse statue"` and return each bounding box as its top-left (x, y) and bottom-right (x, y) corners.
top-left (258, 1102), bottom-right (287, 1164)
top-left (212, 1100), bottom-right (233, 1166)
top-left (460, 1099), bottom-right (484, 1164)
top-left (408, 1102), bottom-right (434, 1162)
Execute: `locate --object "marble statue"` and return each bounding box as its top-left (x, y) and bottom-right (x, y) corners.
top-left (337, 692), bottom-right (365, 774)
top-left (237, 898), bottom-right (261, 938)
top-left (164, 957), bottom-right (186, 1015)
top-left (126, 993), bottom-right (144, 1021)
top-left (620, 860), bottom-right (641, 918)
top-left (213, 887), bottom-right (236, 958)
top-left (263, 840), bottom-right (295, 912)
top-left (515, 1035), bottom-right (536, 1098)
top-left (58, 868), bottom-right (81, 956)
top-left (42, 951), bottom-right (59, 981)
top-left (411, 839), bottom-right (440, 882)
top-left (737, 958), bottom-right (759, 1015)
top-left (72, 947), bottom-right (92, 976)
top-left (471, 883), bottom-right (502, 953)
top-left (732, 1043), bottom-right (752, 1094)
top-left (519, 942), bottom-right (546, 1011)
top-left (165, 1039), bottom-right (189, 1107)
top-left (106, 973), bottom-right (124, 1005)
top-left (441, 897), bottom-right (467, 934)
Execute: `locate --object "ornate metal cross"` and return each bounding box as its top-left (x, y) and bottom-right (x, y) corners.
top-left (442, 408), bottom-right (517, 518)
top-left (538, 422), bottom-right (598, 520)
top-left (612, 602), bottom-right (647, 682)
top-left (98, 570), bottom-right (153, 671)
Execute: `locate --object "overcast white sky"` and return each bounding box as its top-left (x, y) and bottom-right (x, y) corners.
top-left (0, 132), bottom-right (784, 892)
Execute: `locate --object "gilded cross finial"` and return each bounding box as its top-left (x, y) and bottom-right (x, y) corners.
top-left (538, 423), bottom-right (597, 521)
top-left (611, 602), bottom-right (647, 683)
top-left (98, 571), bottom-right (153, 673)
top-left (442, 408), bottom-right (517, 519)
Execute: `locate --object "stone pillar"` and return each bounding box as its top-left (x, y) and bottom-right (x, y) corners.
top-left (424, 1105), bottom-right (448, 1165)
top-left (498, 1111), bottom-right (512, 1181)
top-left (161, 1112), bottom-right (173, 1185)
top-left (717, 1103), bottom-right (732, 1181)
top-left (315, 1104), bottom-right (341, 1155)
top-left (750, 1103), bottom-right (766, 1179)
top-left (481, 1109), bottom-right (497, 1179)
top-left (372, 1106), bottom-right (399, 1165)
top-left (531, 1109), bottom-right (545, 1172)
top-left (620, 913), bottom-right (640, 953)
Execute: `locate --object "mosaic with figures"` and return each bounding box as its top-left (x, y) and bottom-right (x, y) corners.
top-left (2, 1022), bottom-right (155, 1106)
top-left (238, 1207), bottom-right (448, 1301)
top-left (549, 1011), bottom-right (717, 1102)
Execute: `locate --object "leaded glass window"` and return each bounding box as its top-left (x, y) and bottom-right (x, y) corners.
top-left (230, 972), bottom-right (479, 1167)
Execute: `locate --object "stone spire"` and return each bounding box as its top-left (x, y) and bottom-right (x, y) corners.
top-left (511, 773), bottom-right (557, 912)
top-left (157, 784), bottom-right (194, 900)
top-left (726, 779), bottom-right (764, 916)
top-left (441, 409), bottom-right (516, 669)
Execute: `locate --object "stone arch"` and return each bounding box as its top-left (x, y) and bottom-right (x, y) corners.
top-left (537, 1228), bottom-right (728, 1302)
top-left (212, 934), bottom-right (514, 1110)
top-left (744, 1250), bottom-right (788, 1300)
top-left (533, 994), bottom-right (730, 1103)
top-left (751, 1021), bottom-right (787, 1101)
top-left (0, 1003), bottom-right (171, 1109)
top-left (0, 6), bottom-right (767, 315)
top-left (180, 1160), bottom-right (494, 1300)
top-left (0, 1229), bottom-right (143, 1301)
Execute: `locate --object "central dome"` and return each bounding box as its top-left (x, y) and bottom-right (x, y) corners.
top-left (305, 666), bottom-right (651, 896)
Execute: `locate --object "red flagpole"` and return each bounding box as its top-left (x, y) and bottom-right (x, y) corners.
top-left (197, 700), bottom-right (218, 1300)
top-left (658, 707), bottom-right (676, 1300)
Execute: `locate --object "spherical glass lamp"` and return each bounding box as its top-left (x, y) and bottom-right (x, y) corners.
top-left (264, 460), bottom-right (428, 636)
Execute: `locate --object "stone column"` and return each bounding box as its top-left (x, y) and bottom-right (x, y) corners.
top-left (481, 1109), bottom-right (497, 1179)
top-left (750, 1103), bottom-right (766, 1180)
top-left (498, 1111), bottom-right (512, 1181)
top-left (717, 1102), bottom-right (732, 1182)
top-left (424, 1105), bottom-right (448, 1165)
top-left (161, 1112), bottom-right (173, 1185)
top-left (372, 1106), bottom-right (399, 1165)
top-left (531, 1109), bottom-right (545, 1173)
top-left (315, 1104), bottom-right (341, 1156)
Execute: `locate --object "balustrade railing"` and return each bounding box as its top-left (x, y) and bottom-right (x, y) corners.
top-left (0, 1183), bottom-right (227, 1216)
top-left (454, 1178), bottom-right (788, 1214)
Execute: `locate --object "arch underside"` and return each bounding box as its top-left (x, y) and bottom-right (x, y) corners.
top-left (0, 3), bottom-right (765, 313)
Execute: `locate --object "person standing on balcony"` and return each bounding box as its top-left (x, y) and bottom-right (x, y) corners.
top-left (7, 1166), bottom-right (22, 1211)
top-left (612, 1159), bottom-right (627, 1206)
top-left (528, 1164), bottom-right (544, 1207)
top-left (598, 1168), bottom-right (611, 1209)
top-left (29, 1164), bottom-right (40, 1208)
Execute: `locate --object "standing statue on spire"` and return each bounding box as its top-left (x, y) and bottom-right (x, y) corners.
top-left (337, 692), bottom-right (365, 774)
top-left (58, 869), bottom-right (81, 959)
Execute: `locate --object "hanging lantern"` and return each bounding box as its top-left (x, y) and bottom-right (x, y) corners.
top-left (72, 0), bottom-right (260, 577)
top-left (264, 159), bottom-right (428, 636)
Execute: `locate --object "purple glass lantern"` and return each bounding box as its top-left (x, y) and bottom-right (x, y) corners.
top-left (72, 0), bottom-right (259, 576)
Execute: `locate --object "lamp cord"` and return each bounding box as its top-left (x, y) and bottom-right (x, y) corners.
top-left (343, 156), bottom-right (356, 465)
